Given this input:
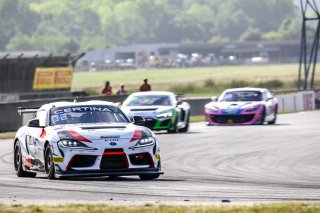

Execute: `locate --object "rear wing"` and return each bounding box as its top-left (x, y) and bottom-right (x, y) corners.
top-left (17, 107), bottom-right (39, 116)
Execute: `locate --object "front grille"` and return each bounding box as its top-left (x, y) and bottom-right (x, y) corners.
top-left (68, 155), bottom-right (96, 169)
top-left (141, 119), bottom-right (157, 129)
top-left (104, 148), bottom-right (124, 153)
top-left (100, 153), bottom-right (127, 169)
top-left (160, 118), bottom-right (171, 127)
top-left (211, 114), bottom-right (254, 124)
top-left (129, 153), bottom-right (153, 166)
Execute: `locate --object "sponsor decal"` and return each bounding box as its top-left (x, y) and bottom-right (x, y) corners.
top-left (52, 106), bottom-right (112, 115)
top-left (100, 135), bottom-right (120, 139)
top-left (155, 154), bottom-right (161, 160)
top-left (33, 67), bottom-right (73, 90)
top-left (52, 156), bottom-right (64, 163)
top-left (101, 135), bottom-right (120, 142)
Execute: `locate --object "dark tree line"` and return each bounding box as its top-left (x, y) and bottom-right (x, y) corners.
top-left (0, 0), bottom-right (301, 54)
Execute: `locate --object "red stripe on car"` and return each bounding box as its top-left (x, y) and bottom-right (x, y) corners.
top-left (68, 130), bottom-right (91, 142)
top-left (130, 128), bottom-right (142, 142)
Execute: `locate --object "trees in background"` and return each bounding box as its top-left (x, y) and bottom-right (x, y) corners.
top-left (1, 0), bottom-right (300, 54)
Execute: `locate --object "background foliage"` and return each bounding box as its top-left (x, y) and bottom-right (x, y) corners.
top-left (1, 0), bottom-right (301, 54)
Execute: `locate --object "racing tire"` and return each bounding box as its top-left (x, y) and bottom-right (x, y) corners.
top-left (259, 107), bottom-right (266, 125)
top-left (179, 113), bottom-right (190, 133)
top-left (44, 145), bottom-right (55, 180)
top-left (139, 174), bottom-right (160, 180)
top-left (167, 118), bottom-right (179, 133)
top-left (267, 106), bottom-right (278, 125)
top-left (14, 142), bottom-right (36, 178)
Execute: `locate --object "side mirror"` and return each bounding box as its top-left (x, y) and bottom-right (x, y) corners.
top-left (211, 96), bottom-right (218, 102)
top-left (132, 116), bottom-right (145, 125)
top-left (27, 119), bottom-right (41, 128)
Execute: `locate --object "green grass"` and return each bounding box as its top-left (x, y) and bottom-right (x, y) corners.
top-left (72, 64), bottom-right (314, 96)
top-left (0, 132), bottom-right (15, 140)
top-left (190, 115), bottom-right (206, 123)
top-left (0, 202), bottom-right (319, 213)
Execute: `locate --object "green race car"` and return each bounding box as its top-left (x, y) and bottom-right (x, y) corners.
top-left (121, 91), bottom-right (191, 133)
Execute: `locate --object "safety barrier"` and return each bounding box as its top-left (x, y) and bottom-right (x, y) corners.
top-left (0, 91), bottom-right (318, 132)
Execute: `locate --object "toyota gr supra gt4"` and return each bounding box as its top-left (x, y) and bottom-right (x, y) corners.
top-left (204, 88), bottom-right (278, 125)
top-left (121, 91), bottom-right (190, 133)
top-left (14, 101), bottom-right (163, 180)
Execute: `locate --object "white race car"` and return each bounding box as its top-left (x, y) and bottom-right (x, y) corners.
top-left (14, 101), bottom-right (163, 180)
top-left (121, 91), bottom-right (191, 133)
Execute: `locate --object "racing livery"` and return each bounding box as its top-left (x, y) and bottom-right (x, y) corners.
top-left (14, 101), bottom-right (162, 180)
top-left (121, 91), bottom-right (190, 133)
top-left (204, 87), bottom-right (278, 125)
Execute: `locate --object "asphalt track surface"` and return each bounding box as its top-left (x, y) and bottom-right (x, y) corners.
top-left (0, 111), bottom-right (319, 205)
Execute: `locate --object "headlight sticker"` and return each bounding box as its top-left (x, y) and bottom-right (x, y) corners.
top-left (52, 156), bottom-right (64, 163)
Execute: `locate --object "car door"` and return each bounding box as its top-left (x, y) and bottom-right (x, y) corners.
top-left (26, 110), bottom-right (47, 159)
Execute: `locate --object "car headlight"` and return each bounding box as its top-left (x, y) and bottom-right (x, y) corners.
top-left (130, 137), bottom-right (155, 149)
top-left (210, 106), bottom-right (219, 112)
top-left (156, 110), bottom-right (173, 118)
top-left (58, 140), bottom-right (96, 150)
top-left (246, 105), bottom-right (260, 112)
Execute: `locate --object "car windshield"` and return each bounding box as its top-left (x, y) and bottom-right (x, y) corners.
top-left (50, 105), bottom-right (129, 125)
top-left (220, 91), bottom-right (262, 102)
top-left (124, 95), bottom-right (172, 106)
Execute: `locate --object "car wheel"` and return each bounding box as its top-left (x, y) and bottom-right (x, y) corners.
top-left (14, 142), bottom-right (36, 178)
top-left (139, 174), bottom-right (160, 180)
top-left (167, 118), bottom-right (179, 133)
top-left (259, 107), bottom-right (266, 125)
top-left (44, 145), bottom-right (55, 180)
top-left (267, 106), bottom-right (278, 125)
top-left (180, 113), bottom-right (190, 133)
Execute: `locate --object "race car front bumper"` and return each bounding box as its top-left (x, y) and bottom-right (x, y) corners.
top-left (55, 167), bottom-right (163, 178)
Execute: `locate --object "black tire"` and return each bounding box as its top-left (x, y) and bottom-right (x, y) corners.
top-left (259, 107), bottom-right (266, 125)
top-left (167, 118), bottom-right (179, 133)
top-left (180, 113), bottom-right (190, 133)
top-left (14, 142), bottom-right (36, 178)
top-left (44, 145), bottom-right (55, 180)
top-left (267, 106), bottom-right (278, 125)
top-left (139, 174), bottom-right (160, 180)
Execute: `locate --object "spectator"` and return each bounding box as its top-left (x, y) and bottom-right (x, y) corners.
top-left (139, 78), bottom-right (151, 91)
top-left (101, 81), bottom-right (112, 95)
top-left (116, 84), bottom-right (128, 95)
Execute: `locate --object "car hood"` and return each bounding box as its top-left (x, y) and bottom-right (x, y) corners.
top-left (206, 101), bottom-right (262, 110)
top-left (50, 122), bottom-right (149, 140)
top-left (121, 106), bottom-right (174, 117)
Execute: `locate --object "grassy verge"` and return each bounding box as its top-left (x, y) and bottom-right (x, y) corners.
top-left (190, 115), bottom-right (205, 123)
top-left (0, 132), bottom-right (15, 140)
top-left (73, 64), bottom-right (320, 96)
top-left (0, 202), bottom-right (320, 213)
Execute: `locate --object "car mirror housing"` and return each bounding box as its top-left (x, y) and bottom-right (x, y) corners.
top-left (211, 96), bottom-right (218, 102)
top-left (132, 116), bottom-right (145, 125)
top-left (27, 119), bottom-right (41, 128)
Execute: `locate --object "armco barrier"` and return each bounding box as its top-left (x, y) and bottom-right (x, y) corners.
top-left (0, 95), bottom-right (210, 132)
top-left (276, 91), bottom-right (315, 112)
top-left (0, 91), bottom-right (317, 132)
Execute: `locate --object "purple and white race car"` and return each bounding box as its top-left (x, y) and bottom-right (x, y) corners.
top-left (204, 87), bottom-right (278, 125)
